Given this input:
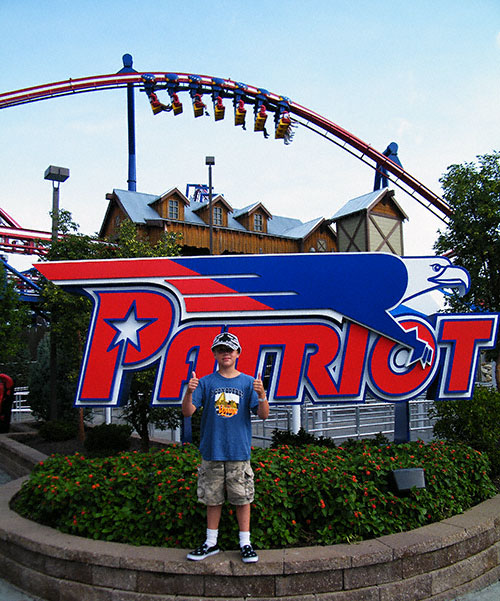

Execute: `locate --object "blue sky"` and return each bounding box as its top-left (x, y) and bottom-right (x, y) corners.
top-left (1, 0), bottom-right (499, 269)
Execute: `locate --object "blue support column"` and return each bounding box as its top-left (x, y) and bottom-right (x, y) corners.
top-left (394, 401), bottom-right (410, 443)
top-left (118, 54), bottom-right (137, 192)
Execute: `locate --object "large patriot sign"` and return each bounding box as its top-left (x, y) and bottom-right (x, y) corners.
top-left (35, 253), bottom-right (498, 408)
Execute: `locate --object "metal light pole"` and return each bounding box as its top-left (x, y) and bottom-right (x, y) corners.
top-left (44, 166), bottom-right (70, 421)
top-left (205, 156), bottom-right (215, 255)
top-left (44, 166), bottom-right (70, 241)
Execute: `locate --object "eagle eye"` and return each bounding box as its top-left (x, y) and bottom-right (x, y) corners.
top-left (430, 263), bottom-right (445, 273)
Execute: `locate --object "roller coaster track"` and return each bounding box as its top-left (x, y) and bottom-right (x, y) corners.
top-left (0, 72), bottom-right (451, 221)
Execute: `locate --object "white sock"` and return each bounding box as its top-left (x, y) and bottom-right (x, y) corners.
top-left (239, 531), bottom-right (251, 548)
top-left (205, 528), bottom-right (218, 548)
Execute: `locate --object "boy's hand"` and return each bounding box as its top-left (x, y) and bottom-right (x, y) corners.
top-left (188, 371), bottom-right (199, 392)
top-left (253, 373), bottom-right (266, 399)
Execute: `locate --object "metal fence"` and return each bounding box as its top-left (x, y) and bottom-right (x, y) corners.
top-left (251, 397), bottom-right (437, 447)
top-left (11, 386), bottom-right (30, 422)
top-left (9, 386), bottom-right (437, 446)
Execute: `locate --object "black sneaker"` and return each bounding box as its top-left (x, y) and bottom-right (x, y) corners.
top-left (187, 542), bottom-right (220, 561)
top-left (240, 544), bottom-right (258, 563)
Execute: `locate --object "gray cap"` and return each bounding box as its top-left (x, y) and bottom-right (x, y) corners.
top-left (211, 332), bottom-right (241, 351)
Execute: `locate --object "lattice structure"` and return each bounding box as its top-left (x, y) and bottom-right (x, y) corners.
top-left (0, 208), bottom-right (50, 257)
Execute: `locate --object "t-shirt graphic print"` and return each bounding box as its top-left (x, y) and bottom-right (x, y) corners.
top-left (214, 387), bottom-right (240, 418)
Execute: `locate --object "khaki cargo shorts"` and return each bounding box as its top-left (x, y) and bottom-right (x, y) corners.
top-left (197, 459), bottom-right (255, 506)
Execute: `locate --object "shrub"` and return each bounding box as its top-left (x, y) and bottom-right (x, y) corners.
top-left (430, 386), bottom-right (500, 475)
top-left (12, 439), bottom-right (496, 549)
top-left (83, 423), bottom-right (132, 457)
top-left (38, 420), bottom-right (79, 442)
top-left (271, 427), bottom-right (336, 448)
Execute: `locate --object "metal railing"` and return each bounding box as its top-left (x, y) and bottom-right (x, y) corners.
top-left (251, 397), bottom-right (437, 447)
top-left (11, 387), bottom-right (31, 421)
top-left (6, 386), bottom-right (437, 445)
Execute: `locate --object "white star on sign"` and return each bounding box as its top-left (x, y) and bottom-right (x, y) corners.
top-left (105, 302), bottom-right (156, 352)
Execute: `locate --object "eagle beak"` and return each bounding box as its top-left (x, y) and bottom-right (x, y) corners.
top-left (431, 266), bottom-right (470, 297)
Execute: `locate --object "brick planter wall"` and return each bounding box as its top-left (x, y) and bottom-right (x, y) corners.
top-left (1, 434), bottom-right (500, 601)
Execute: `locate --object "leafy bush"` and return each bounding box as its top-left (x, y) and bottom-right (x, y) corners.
top-left (271, 427), bottom-right (336, 448)
top-left (430, 386), bottom-right (500, 475)
top-left (12, 439), bottom-right (495, 549)
top-left (39, 420), bottom-right (79, 442)
top-left (83, 424), bottom-right (132, 457)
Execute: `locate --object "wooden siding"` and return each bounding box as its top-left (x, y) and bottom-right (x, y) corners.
top-left (368, 215), bottom-right (404, 255)
top-left (100, 192), bottom-right (337, 256)
top-left (371, 196), bottom-right (406, 219)
top-left (303, 225), bottom-right (338, 253)
top-left (196, 200), bottom-right (229, 228)
top-left (336, 214), bottom-right (367, 252)
top-left (100, 203), bottom-right (124, 240)
top-left (235, 210), bottom-right (269, 234)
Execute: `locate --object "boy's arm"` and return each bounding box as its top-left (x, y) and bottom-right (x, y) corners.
top-left (253, 373), bottom-right (269, 420)
top-left (182, 371), bottom-right (199, 417)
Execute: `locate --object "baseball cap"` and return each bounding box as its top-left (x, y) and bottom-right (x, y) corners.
top-left (211, 332), bottom-right (241, 352)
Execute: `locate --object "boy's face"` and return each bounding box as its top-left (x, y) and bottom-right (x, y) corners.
top-left (213, 345), bottom-right (240, 368)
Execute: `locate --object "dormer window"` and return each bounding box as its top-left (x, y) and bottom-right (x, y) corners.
top-left (254, 213), bottom-right (263, 232)
top-left (168, 199), bottom-right (179, 220)
top-left (213, 206), bottom-right (223, 226)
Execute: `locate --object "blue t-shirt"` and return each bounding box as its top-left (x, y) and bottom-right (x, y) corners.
top-left (192, 371), bottom-right (259, 461)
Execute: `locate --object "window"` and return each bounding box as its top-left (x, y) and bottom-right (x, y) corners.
top-left (254, 213), bottom-right (263, 232)
top-left (168, 199), bottom-right (179, 220)
top-left (213, 206), bottom-right (223, 226)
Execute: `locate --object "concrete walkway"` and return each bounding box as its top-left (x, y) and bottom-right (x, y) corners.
top-left (454, 580), bottom-right (500, 600)
top-left (0, 580), bottom-right (44, 600)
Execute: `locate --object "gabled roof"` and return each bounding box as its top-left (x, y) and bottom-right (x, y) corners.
top-left (268, 216), bottom-right (324, 239)
top-left (102, 188), bottom-right (332, 241)
top-left (156, 187), bottom-right (190, 205)
top-left (234, 202), bottom-right (273, 220)
top-left (331, 189), bottom-right (408, 221)
top-left (193, 194), bottom-right (233, 213)
top-left (109, 189), bottom-right (160, 224)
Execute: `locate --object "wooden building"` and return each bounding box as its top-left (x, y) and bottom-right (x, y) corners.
top-left (331, 188), bottom-right (407, 256)
top-left (99, 187), bottom-right (338, 255)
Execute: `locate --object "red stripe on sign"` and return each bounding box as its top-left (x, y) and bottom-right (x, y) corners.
top-left (35, 258), bottom-right (199, 281)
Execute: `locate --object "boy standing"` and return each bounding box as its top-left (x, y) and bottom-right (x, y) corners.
top-left (182, 332), bottom-right (269, 563)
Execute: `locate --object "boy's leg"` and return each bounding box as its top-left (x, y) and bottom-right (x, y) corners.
top-left (235, 503), bottom-right (251, 532)
top-left (207, 504), bottom-right (223, 529)
top-left (187, 461), bottom-right (224, 561)
top-left (226, 462), bottom-right (259, 563)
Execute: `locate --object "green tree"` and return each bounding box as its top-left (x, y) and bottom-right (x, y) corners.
top-left (0, 262), bottom-right (31, 384)
top-left (121, 367), bottom-right (181, 452)
top-left (34, 211), bottom-right (182, 447)
top-left (434, 151), bottom-right (500, 384)
top-left (33, 211), bottom-right (98, 422)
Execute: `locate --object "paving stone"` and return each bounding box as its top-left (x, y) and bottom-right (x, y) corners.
top-left (379, 572), bottom-right (433, 601)
top-left (283, 544), bottom-right (350, 574)
top-left (378, 521), bottom-right (467, 559)
top-left (204, 573), bottom-right (276, 597)
top-left (58, 579), bottom-right (114, 601)
top-left (344, 558), bottom-right (402, 589)
top-left (431, 547), bottom-right (498, 596)
top-left (136, 571), bottom-right (204, 596)
top-left (275, 568), bottom-right (342, 596)
top-left (92, 564), bottom-right (138, 590)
